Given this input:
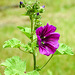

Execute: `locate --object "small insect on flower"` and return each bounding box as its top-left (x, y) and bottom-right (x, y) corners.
top-left (36, 23), bottom-right (60, 56)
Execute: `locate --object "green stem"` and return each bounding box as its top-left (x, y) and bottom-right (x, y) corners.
top-left (18, 47), bottom-right (25, 53)
top-left (18, 47), bottom-right (32, 54)
top-left (31, 16), bottom-right (33, 43)
top-left (30, 15), bottom-right (36, 70)
top-left (40, 54), bottom-right (53, 70)
top-left (33, 50), bottom-right (36, 70)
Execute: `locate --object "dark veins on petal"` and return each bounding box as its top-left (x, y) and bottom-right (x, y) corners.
top-left (36, 23), bottom-right (60, 56)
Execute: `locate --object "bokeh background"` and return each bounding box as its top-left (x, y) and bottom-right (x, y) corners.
top-left (0, 0), bottom-right (75, 75)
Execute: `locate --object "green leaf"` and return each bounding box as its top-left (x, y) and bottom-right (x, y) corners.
top-left (31, 40), bottom-right (38, 48)
top-left (3, 38), bottom-right (33, 53)
top-left (33, 34), bottom-right (37, 40)
top-left (17, 26), bottom-right (31, 39)
top-left (1, 56), bottom-right (26, 75)
top-left (3, 38), bottom-right (21, 48)
top-left (21, 44), bottom-right (33, 53)
top-left (55, 43), bottom-right (74, 55)
top-left (26, 70), bottom-right (40, 75)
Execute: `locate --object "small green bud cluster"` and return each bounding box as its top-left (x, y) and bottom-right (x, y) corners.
top-left (20, 0), bottom-right (45, 30)
top-left (19, 1), bottom-right (25, 8)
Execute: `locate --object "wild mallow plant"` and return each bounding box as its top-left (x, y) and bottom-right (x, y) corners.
top-left (0, 0), bottom-right (74, 75)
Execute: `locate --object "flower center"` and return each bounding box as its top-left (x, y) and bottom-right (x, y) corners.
top-left (41, 41), bottom-right (44, 44)
top-left (41, 36), bottom-right (45, 39)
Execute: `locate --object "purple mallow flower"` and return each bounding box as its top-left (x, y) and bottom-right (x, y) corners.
top-left (42, 5), bottom-right (45, 8)
top-left (20, 1), bottom-right (23, 5)
top-left (36, 23), bottom-right (60, 56)
top-left (37, 12), bottom-right (39, 15)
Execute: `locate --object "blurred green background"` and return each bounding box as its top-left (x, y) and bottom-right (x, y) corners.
top-left (0, 0), bottom-right (75, 75)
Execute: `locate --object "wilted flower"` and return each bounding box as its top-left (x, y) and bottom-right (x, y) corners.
top-left (42, 5), bottom-right (45, 8)
top-left (36, 23), bottom-right (60, 56)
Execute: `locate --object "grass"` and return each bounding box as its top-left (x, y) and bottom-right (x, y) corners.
top-left (0, 0), bottom-right (75, 75)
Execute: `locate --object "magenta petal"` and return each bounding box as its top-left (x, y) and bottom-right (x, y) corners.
top-left (42, 33), bottom-right (60, 49)
top-left (39, 42), bottom-right (56, 56)
top-left (44, 43), bottom-right (56, 54)
top-left (37, 35), bottom-right (41, 45)
top-left (42, 23), bottom-right (56, 37)
top-left (36, 23), bottom-right (60, 56)
top-left (36, 26), bottom-right (43, 36)
top-left (39, 46), bottom-right (50, 56)
top-left (48, 41), bottom-right (59, 49)
top-left (44, 32), bottom-right (60, 41)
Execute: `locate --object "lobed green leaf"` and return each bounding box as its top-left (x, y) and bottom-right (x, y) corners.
top-left (55, 43), bottom-right (74, 55)
top-left (3, 38), bottom-right (21, 48)
top-left (1, 56), bottom-right (26, 75)
top-left (26, 70), bottom-right (40, 75)
top-left (3, 38), bottom-right (33, 53)
top-left (17, 26), bottom-right (31, 39)
top-left (21, 44), bottom-right (33, 53)
top-left (31, 39), bottom-right (38, 49)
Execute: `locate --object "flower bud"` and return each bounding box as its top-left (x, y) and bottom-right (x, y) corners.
top-left (42, 5), bottom-right (45, 8)
top-left (19, 1), bottom-right (25, 8)
top-left (37, 12), bottom-right (39, 15)
top-left (20, 1), bottom-right (23, 5)
top-left (39, 7), bottom-right (44, 13)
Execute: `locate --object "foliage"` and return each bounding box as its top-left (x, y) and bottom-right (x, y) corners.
top-left (1, 56), bottom-right (26, 75)
top-left (3, 38), bottom-right (21, 48)
top-left (21, 44), bottom-right (33, 53)
top-left (55, 43), bottom-right (74, 55)
top-left (26, 70), bottom-right (39, 75)
top-left (3, 38), bottom-right (33, 53)
top-left (17, 26), bottom-right (31, 39)
top-left (1, 56), bottom-right (39, 75)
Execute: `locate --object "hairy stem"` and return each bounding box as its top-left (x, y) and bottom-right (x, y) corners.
top-left (18, 47), bottom-right (33, 54)
top-left (40, 54), bottom-right (53, 70)
top-left (33, 50), bottom-right (36, 70)
top-left (31, 16), bottom-right (33, 43)
top-left (31, 15), bottom-right (36, 70)
top-left (18, 47), bottom-right (25, 53)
